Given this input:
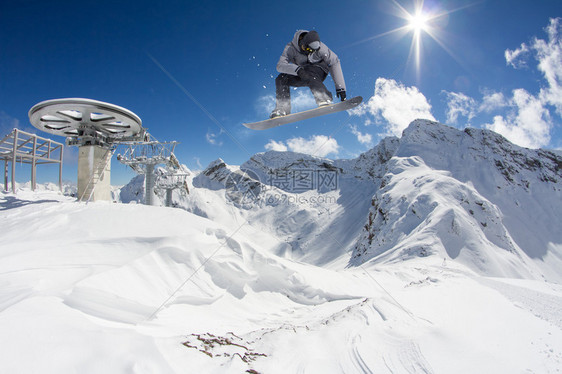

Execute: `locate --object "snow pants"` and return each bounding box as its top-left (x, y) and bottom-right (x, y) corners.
top-left (275, 65), bottom-right (333, 113)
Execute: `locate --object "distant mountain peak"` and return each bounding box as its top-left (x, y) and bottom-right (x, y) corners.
top-left (349, 120), bottom-right (562, 281)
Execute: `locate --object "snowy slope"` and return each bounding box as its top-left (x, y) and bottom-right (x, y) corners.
top-left (353, 120), bottom-right (562, 282)
top-left (187, 153), bottom-right (377, 266)
top-left (1, 120), bottom-right (562, 373)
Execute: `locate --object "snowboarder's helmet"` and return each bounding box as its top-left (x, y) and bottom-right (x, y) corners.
top-left (300, 30), bottom-right (321, 53)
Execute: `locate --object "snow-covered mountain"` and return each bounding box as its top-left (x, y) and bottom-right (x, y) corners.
top-left (352, 120), bottom-right (562, 281)
top-left (2, 120), bottom-right (561, 373)
top-left (188, 120), bottom-right (561, 282)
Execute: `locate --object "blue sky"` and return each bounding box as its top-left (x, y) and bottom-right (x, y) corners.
top-left (1, 0), bottom-right (561, 186)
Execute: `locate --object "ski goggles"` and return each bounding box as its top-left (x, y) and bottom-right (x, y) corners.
top-left (303, 41), bottom-right (321, 53)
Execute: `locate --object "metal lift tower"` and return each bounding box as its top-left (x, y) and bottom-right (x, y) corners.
top-left (28, 98), bottom-right (188, 205)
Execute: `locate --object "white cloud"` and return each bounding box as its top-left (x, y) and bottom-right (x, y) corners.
top-left (362, 117), bottom-right (374, 126)
top-left (257, 90), bottom-right (318, 116)
top-left (535, 18), bottom-right (562, 116)
top-left (479, 92), bottom-right (508, 113)
top-left (503, 18), bottom-right (562, 117)
top-left (443, 91), bottom-right (477, 124)
top-left (483, 17), bottom-right (561, 148)
top-left (287, 135), bottom-right (339, 157)
top-left (0, 111), bottom-right (21, 135)
top-left (362, 78), bottom-right (436, 136)
top-left (348, 103), bottom-right (368, 117)
top-left (264, 139), bottom-right (288, 152)
top-left (505, 43), bottom-right (530, 69)
top-left (193, 157), bottom-right (203, 170)
top-left (205, 130), bottom-right (223, 146)
top-left (265, 135), bottom-right (340, 157)
top-left (441, 18), bottom-right (561, 149)
top-left (256, 95), bottom-right (276, 115)
top-left (484, 88), bottom-right (551, 149)
top-left (349, 124), bottom-right (373, 145)
top-left (290, 90), bottom-right (317, 112)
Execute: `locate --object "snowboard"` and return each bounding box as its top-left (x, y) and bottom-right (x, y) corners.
top-left (243, 96), bottom-right (363, 130)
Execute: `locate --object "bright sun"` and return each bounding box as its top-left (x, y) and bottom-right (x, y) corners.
top-left (351, 0), bottom-right (466, 83)
top-left (408, 12), bottom-right (429, 33)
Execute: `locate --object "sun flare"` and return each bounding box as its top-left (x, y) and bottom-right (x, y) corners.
top-left (408, 12), bottom-right (429, 33)
top-left (349, 0), bottom-right (475, 83)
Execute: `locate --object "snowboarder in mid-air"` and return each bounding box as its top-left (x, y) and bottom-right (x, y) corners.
top-left (243, 29), bottom-right (360, 130)
top-left (270, 29), bottom-right (347, 118)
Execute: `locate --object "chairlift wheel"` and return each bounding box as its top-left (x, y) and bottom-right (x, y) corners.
top-left (29, 98), bottom-right (143, 139)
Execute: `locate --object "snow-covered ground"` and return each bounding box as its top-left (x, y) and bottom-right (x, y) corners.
top-left (1, 120), bottom-right (561, 373)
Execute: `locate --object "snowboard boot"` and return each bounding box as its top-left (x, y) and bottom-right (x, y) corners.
top-left (312, 89), bottom-right (333, 108)
top-left (270, 108), bottom-right (288, 118)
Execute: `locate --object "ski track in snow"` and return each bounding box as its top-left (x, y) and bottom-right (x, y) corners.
top-left (479, 277), bottom-right (562, 329)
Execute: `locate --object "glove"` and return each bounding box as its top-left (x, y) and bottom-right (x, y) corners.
top-left (336, 89), bottom-right (346, 101)
top-left (296, 67), bottom-right (312, 82)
